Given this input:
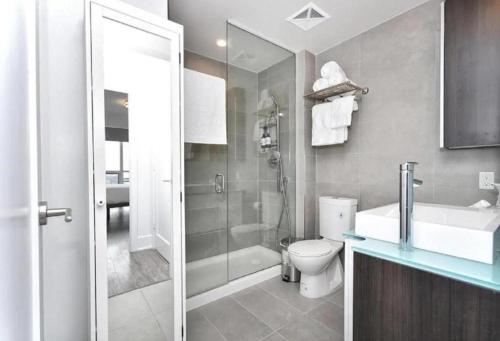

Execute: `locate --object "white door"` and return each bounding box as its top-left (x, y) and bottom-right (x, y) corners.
top-left (155, 179), bottom-right (173, 264)
top-left (150, 63), bottom-right (173, 264)
top-left (0, 1), bottom-right (39, 341)
top-left (1, 1), bottom-right (39, 340)
top-left (87, 2), bottom-right (185, 340)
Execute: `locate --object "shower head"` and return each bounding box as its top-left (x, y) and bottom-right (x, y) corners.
top-left (268, 151), bottom-right (281, 168)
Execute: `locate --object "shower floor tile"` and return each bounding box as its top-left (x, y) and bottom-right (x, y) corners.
top-left (186, 245), bottom-right (280, 297)
top-left (187, 276), bottom-right (344, 341)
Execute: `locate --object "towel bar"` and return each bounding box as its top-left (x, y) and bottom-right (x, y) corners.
top-left (304, 81), bottom-right (369, 102)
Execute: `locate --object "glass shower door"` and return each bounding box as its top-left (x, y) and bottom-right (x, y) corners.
top-left (184, 23), bottom-right (296, 297)
top-left (226, 23), bottom-right (296, 281)
top-left (184, 140), bottom-right (228, 297)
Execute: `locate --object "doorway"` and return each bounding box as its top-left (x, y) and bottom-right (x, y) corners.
top-left (86, 2), bottom-right (184, 340)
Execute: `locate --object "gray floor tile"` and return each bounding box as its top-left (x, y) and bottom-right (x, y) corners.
top-left (142, 280), bottom-right (173, 314)
top-left (109, 315), bottom-right (165, 341)
top-left (328, 288), bottom-right (344, 308)
top-left (155, 308), bottom-right (174, 340)
top-left (258, 276), bottom-right (324, 313)
top-left (108, 289), bottom-right (153, 331)
top-left (199, 297), bottom-right (272, 341)
top-left (262, 333), bottom-right (288, 341)
top-left (232, 286), bottom-right (302, 331)
top-left (186, 309), bottom-right (226, 341)
top-left (277, 315), bottom-right (343, 341)
top-left (308, 302), bottom-right (344, 335)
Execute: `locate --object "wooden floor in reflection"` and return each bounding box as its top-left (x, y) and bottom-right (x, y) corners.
top-left (107, 207), bottom-right (170, 297)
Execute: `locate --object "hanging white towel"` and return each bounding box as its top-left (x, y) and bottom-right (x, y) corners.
top-left (312, 104), bottom-right (346, 146)
top-left (184, 69), bottom-right (227, 144)
top-left (327, 96), bottom-right (356, 128)
top-left (311, 96), bottom-right (357, 146)
top-left (253, 119), bottom-right (264, 142)
top-left (312, 123), bottom-right (348, 146)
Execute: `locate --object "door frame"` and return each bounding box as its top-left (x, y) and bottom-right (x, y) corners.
top-left (84, 1), bottom-right (185, 340)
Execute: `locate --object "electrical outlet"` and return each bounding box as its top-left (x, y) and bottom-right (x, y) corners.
top-left (479, 172), bottom-right (495, 190)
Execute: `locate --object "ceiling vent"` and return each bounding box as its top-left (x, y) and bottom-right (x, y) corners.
top-left (286, 2), bottom-right (330, 31)
top-left (231, 50), bottom-right (257, 66)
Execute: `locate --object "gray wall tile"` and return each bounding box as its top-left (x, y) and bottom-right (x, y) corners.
top-left (313, 0), bottom-right (500, 230)
top-left (257, 55), bottom-right (297, 242)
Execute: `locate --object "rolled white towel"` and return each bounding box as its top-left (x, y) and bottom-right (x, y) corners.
top-left (313, 76), bottom-right (349, 92)
top-left (326, 73), bottom-right (347, 86)
top-left (312, 78), bottom-right (330, 92)
top-left (321, 61), bottom-right (347, 83)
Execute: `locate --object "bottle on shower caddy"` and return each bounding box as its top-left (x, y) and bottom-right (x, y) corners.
top-left (265, 130), bottom-right (272, 146)
top-left (260, 128), bottom-right (268, 148)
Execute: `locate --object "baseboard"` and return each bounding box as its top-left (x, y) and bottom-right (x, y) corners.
top-left (186, 265), bottom-right (281, 311)
top-left (130, 234), bottom-right (153, 252)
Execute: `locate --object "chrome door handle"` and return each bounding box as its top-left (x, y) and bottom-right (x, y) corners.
top-left (215, 174), bottom-right (225, 194)
top-left (39, 201), bottom-right (72, 225)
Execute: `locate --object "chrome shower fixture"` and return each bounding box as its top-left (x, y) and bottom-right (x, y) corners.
top-left (268, 151), bottom-right (281, 168)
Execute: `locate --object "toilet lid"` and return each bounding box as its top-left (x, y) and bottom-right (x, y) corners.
top-left (288, 240), bottom-right (333, 257)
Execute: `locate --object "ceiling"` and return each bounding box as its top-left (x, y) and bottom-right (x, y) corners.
top-left (170, 0), bottom-right (431, 71)
top-left (226, 24), bottom-right (294, 73)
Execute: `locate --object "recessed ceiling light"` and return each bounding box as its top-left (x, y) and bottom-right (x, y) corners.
top-left (216, 39), bottom-right (227, 47)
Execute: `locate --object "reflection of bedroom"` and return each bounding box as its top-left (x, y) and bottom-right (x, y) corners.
top-left (104, 89), bottom-right (170, 298)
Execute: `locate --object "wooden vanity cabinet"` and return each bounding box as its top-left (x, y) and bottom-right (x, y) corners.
top-left (353, 252), bottom-right (500, 341)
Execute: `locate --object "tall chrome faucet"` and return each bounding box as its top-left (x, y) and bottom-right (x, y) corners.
top-left (399, 162), bottom-right (423, 251)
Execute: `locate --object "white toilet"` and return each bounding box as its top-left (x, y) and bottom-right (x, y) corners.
top-left (289, 197), bottom-right (357, 298)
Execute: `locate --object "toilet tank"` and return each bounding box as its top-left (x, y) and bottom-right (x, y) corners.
top-left (319, 197), bottom-right (358, 241)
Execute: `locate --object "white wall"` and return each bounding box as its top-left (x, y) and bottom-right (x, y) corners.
top-left (37, 0), bottom-right (169, 339)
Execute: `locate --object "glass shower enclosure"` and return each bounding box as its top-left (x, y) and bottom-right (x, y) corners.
top-left (185, 23), bottom-right (296, 297)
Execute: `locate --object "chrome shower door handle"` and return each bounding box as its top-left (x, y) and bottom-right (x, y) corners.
top-left (215, 173), bottom-right (225, 194)
top-left (39, 201), bottom-right (73, 225)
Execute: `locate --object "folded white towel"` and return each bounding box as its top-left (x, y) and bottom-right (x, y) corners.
top-left (321, 61), bottom-right (347, 81)
top-left (258, 89), bottom-right (274, 109)
top-left (312, 76), bottom-right (349, 92)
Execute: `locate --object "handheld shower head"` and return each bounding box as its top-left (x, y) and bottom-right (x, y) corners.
top-left (268, 151), bottom-right (281, 168)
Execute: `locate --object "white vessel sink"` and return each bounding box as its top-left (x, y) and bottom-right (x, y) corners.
top-left (355, 202), bottom-right (500, 264)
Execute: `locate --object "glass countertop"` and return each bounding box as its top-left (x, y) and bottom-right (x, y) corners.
top-left (344, 230), bottom-right (500, 292)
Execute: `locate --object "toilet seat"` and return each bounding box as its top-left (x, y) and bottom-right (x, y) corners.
top-left (289, 240), bottom-right (342, 258)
